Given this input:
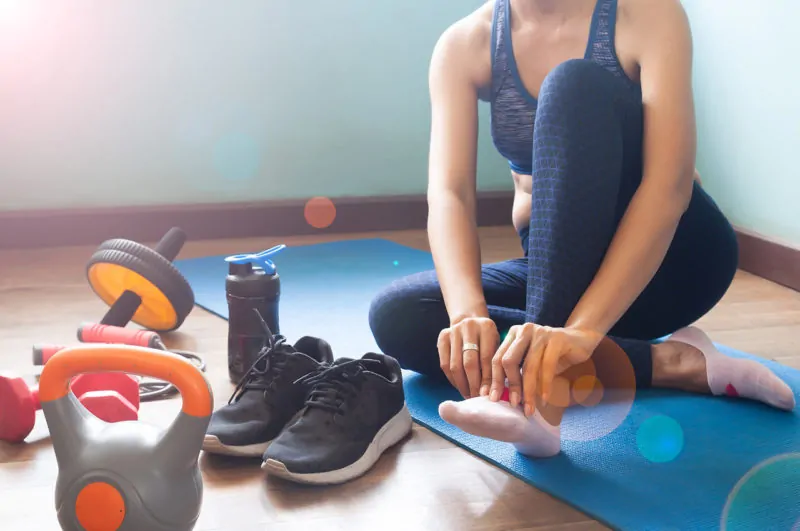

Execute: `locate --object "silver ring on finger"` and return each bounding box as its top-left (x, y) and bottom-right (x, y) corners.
top-left (462, 342), bottom-right (479, 353)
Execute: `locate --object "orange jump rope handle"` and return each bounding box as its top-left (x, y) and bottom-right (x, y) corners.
top-left (38, 344), bottom-right (212, 418)
top-left (77, 323), bottom-right (163, 349)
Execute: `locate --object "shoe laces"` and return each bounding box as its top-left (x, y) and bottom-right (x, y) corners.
top-left (228, 309), bottom-right (290, 404)
top-left (295, 359), bottom-right (381, 415)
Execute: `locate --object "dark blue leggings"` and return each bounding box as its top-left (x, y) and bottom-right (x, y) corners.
top-left (369, 60), bottom-right (739, 388)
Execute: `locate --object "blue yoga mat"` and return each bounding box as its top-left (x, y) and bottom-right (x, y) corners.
top-left (175, 238), bottom-right (800, 531)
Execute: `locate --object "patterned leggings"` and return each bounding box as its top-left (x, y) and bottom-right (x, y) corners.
top-left (368, 60), bottom-right (739, 387)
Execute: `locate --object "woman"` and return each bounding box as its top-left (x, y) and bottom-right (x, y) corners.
top-left (369, 0), bottom-right (795, 455)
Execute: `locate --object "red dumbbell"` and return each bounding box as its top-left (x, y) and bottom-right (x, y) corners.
top-left (34, 343), bottom-right (141, 418)
top-left (0, 374), bottom-right (41, 443)
top-left (70, 371), bottom-right (140, 423)
top-left (0, 369), bottom-right (140, 444)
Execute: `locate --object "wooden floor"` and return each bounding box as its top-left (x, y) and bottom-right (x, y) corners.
top-left (1, 226), bottom-right (798, 531)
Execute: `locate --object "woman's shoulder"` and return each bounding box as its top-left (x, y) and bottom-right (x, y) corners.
top-left (616, 0), bottom-right (692, 70)
top-left (438, 1), bottom-right (494, 55)
top-left (431, 1), bottom-right (494, 88)
top-left (617, 0), bottom-right (691, 39)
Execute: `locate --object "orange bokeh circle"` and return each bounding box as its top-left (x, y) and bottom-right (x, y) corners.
top-left (572, 374), bottom-right (605, 407)
top-left (557, 337), bottom-right (637, 442)
top-left (304, 197), bottom-right (337, 229)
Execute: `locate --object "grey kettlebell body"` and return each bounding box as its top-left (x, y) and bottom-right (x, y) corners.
top-left (39, 344), bottom-right (213, 531)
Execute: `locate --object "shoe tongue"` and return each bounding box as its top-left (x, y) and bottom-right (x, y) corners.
top-left (250, 342), bottom-right (294, 373)
top-left (293, 336), bottom-right (332, 364)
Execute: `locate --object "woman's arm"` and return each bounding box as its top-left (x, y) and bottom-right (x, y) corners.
top-left (427, 21), bottom-right (487, 324)
top-left (566, 0), bottom-right (697, 336)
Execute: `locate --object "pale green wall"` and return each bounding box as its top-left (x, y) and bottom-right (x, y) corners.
top-left (3, 1), bottom-right (798, 248)
top-left (0, 0), bottom-right (509, 212)
top-left (683, 0), bottom-right (800, 246)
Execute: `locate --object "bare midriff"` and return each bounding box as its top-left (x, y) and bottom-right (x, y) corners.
top-left (511, 170), bottom-right (533, 233)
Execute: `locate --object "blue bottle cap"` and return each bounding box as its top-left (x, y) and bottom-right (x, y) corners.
top-left (224, 244), bottom-right (286, 275)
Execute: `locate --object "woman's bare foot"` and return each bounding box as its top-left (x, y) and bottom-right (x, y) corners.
top-left (657, 326), bottom-right (795, 411)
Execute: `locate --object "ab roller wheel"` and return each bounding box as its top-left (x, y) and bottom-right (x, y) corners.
top-left (86, 227), bottom-right (194, 333)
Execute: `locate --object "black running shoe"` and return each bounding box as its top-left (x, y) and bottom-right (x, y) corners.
top-left (261, 352), bottom-right (412, 484)
top-left (202, 333), bottom-right (334, 457)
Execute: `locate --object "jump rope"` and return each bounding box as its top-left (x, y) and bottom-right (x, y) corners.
top-left (33, 323), bottom-right (206, 401)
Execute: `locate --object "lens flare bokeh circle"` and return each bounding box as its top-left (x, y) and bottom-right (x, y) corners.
top-left (304, 196), bottom-right (337, 229)
top-left (556, 337), bottom-right (637, 442)
top-left (721, 453), bottom-right (800, 531)
top-left (636, 415), bottom-right (684, 463)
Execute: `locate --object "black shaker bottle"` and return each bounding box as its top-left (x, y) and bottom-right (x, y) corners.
top-left (224, 245), bottom-right (285, 383)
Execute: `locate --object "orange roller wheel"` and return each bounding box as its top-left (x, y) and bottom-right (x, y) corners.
top-left (86, 228), bottom-right (194, 333)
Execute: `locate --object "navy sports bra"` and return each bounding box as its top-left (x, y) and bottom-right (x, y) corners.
top-left (488, 0), bottom-right (640, 175)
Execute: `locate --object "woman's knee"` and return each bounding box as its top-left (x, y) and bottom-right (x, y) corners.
top-left (368, 284), bottom-right (410, 350)
top-left (539, 59), bottom-right (622, 106)
top-left (368, 279), bottom-right (447, 376)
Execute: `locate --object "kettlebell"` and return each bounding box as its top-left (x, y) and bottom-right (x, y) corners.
top-left (38, 343), bottom-right (213, 531)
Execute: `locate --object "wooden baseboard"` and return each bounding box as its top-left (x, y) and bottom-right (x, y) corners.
top-left (3, 194), bottom-right (797, 293)
top-left (0, 191), bottom-right (515, 249)
top-left (735, 227), bottom-right (800, 292)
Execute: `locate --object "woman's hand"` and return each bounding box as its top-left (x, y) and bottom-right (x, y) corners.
top-left (437, 317), bottom-right (500, 399)
top-left (489, 324), bottom-right (604, 416)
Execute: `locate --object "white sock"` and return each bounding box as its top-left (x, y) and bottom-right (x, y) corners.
top-left (669, 326), bottom-right (795, 411)
top-left (512, 409), bottom-right (562, 458)
top-left (438, 393), bottom-right (561, 458)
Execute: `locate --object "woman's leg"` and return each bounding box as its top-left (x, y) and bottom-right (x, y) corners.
top-left (524, 59), bottom-right (791, 407)
top-left (522, 58), bottom-right (656, 387)
top-left (440, 59), bottom-right (794, 456)
top-left (368, 255), bottom-right (528, 378)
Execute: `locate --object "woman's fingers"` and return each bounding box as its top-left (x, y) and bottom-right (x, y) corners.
top-left (522, 328), bottom-right (548, 417)
top-left (502, 325), bottom-right (531, 407)
top-left (490, 327), bottom-right (516, 400)
top-left (437, 328), bottom-right (456, 390)
top-left (541, 335), bottom-right (565, 401)
top-left (478, 321), bottom-right (498, 397)
top-left (449, 325), bottom-right (471, 398)
top-left (460, 319), bottom-right (481, 398)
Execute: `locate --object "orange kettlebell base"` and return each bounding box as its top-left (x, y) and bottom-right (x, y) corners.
top-left (75, 481), bottom-right (126, 531)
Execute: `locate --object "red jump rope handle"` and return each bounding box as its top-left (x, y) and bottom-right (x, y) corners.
top-left (77, 323), bottom-right (163, 349)
top-left (32, 344), bottom-right (67, 366)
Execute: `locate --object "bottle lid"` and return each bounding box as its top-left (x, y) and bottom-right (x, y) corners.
top-left (224, 244), bottom-right (286, 275)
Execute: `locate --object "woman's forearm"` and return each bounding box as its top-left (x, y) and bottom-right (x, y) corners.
top-left (427, 191), bottom-right (488, 324)
top-left (566, 183), bottom-right (690, 336)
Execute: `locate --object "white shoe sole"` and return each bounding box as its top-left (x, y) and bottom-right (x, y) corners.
top-left (202, 435), bottom-right (271, 458)
top-left (262, 404), bottom-right (413, 485)
top-left (202, 410), bottom-right (306, 458)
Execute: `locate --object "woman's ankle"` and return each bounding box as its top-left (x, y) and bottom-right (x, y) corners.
top-left (651, 340), bottom-right (711, 393)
